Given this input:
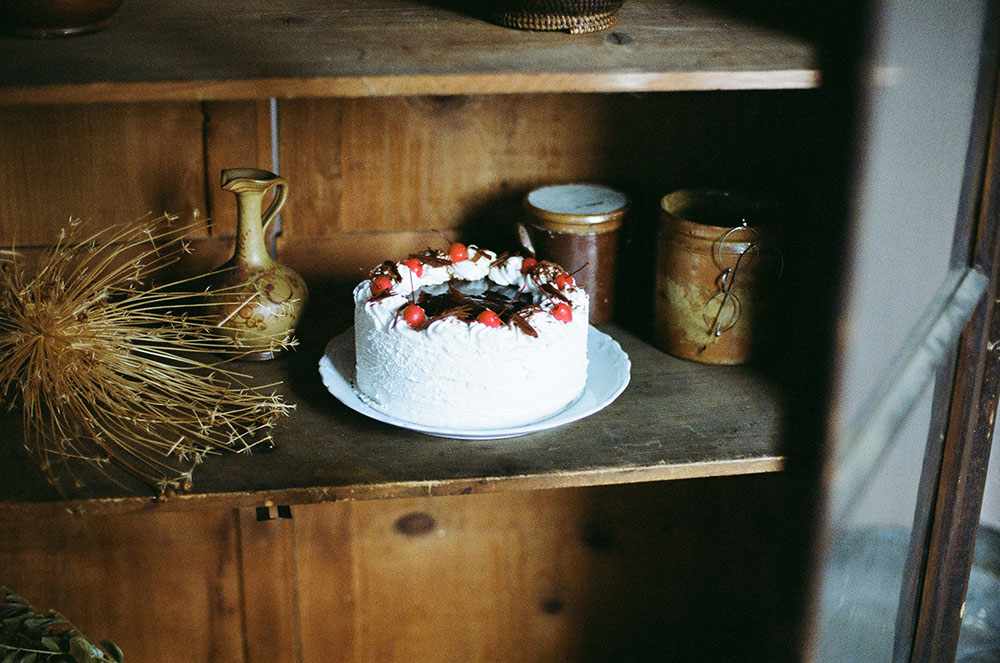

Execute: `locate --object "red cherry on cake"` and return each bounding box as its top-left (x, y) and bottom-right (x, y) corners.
top-left (476, 309), bottom-right (502, 328)
top-left (401, 257), bottom-right (424, 277)
top-left (370, 275), bottom-right (393, 295)
top-left (520, 257), bottom-right (538, 274)
top-left (403, 304), bottom-right (426, 327)
top-left (552, 302), bottom-right (573, 323)
top-left (448, 242), bottom-right (468, 263)
top-left (554, 273), bottom-right (574, 289)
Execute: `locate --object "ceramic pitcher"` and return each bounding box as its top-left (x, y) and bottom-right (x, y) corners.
top-left (207, 168), bottom-right (307, 360)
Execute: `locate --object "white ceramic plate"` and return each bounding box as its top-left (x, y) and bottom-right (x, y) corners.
top-left (318, 326), bottom-right (631, 439)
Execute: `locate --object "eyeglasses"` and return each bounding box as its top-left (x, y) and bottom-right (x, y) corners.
top-left (702, 221), bottom-right (781, 337)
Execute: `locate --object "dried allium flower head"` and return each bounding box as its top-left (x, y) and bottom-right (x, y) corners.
top-left (0, 215), bottom-right (295, 496)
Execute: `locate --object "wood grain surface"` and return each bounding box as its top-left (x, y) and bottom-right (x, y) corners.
top-left (0, 99), bottom-right (272, 250)
top-left (0, 1), bottom-right (819, 105)
top-left (0, 91), bottom-right (818, 265)
top-left (236, 506), bottom-right (300, 663)
top-left (0, 103), bottom-right (207, 245)
top-left (274, 90), bottom-right (817, 279)
top-left (0, 323), bottom-right (784, 516)
top-left (203, 100), bottom-right (276, 238)
top-left (0, 477), bottom-right (794, 662)
top-left (0, 508), bottom-right (244, 663)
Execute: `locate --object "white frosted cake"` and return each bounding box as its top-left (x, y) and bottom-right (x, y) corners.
top-left (353, 244), bottom-right (589, 429)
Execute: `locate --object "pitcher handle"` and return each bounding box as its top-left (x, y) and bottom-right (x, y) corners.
top-left (260, 179), bottom-right (288, 233)
top-left (220, 168), bottom-right (288, 233)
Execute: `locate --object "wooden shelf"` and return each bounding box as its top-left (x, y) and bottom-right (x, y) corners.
top-left (0, 0), bottom-right (820, 105)
top-left (0, 325), bottom-right (784, 516)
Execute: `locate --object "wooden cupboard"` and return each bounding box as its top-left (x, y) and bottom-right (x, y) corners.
top-left (1, 1), bottom-right (997, 661)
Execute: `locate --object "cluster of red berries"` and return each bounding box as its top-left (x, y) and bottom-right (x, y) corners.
top-left (368, 243), bottom-right (576, 329)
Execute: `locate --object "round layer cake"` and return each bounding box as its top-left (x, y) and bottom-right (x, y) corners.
top-left (353, 244), bottom-right (589, 429)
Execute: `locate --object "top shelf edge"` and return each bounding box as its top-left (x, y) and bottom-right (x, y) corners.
top-left (0, 70), bottom-right (822, 106)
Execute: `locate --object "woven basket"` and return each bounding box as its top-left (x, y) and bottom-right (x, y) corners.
top-left (486, 1), bottom-right (624, 34)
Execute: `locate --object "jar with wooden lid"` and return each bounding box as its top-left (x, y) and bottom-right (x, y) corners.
top-left (522, 183), bottom-right (628, 325)
top-left (654, 189), bottom-right (779, 365)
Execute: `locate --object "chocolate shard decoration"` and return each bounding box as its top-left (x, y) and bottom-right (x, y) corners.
top-left (539, 282), bottom-right (570, 303)
top-left (510, 313), bottom-right (538, 337)
top-left (490, 252), bottom-right (511, 267)
top-left (428, 305), bottom-right (474, 324)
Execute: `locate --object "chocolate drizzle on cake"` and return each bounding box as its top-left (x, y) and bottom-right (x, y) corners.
top-left (368, 252), bottom-right (582, 336)
top-left (413, 284), bottom-right (540, 336)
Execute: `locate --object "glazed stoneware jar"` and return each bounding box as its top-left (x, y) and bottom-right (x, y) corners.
top-left (206, 168), bottom-right (308, 360)
top-left (654, 189), bottom-right (778, 365)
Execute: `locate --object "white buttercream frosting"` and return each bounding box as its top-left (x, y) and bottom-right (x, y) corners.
top-left (353, 247), bottom-right (589, 429)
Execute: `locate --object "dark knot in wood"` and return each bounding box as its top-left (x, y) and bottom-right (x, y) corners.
top-left (394, 512), bottom-right (436, 536)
